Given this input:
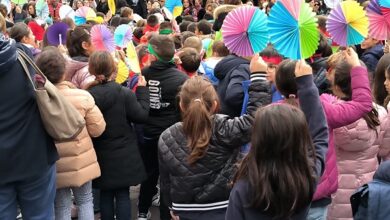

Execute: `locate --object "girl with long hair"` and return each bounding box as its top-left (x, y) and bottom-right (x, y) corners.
top-left (226, 60), bottom-right (328, 220)
top-left (158, 55), bottom-right (271, 220)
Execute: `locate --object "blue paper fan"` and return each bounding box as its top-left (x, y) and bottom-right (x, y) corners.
top-left (247, 9), bottom-right (268, 54)
top-left (379, 0), bottom-right (390, 8)
top-left (114, 24), bottom-right (132, 48)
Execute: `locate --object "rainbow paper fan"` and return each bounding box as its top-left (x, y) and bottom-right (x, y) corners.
top-left (91, 25), bottom-right (115, 52)
top-left (268, 0), bottom-right (319, 60)
top-left (367, 0), bottom-right (390, 40)
top-left (326, 0), bottom-right (368, 46)
top-left (75, 6), bottom-right (96, 25)
top-left (114, 24), bottom-right (133, 48)
top-left (165, 0), bottom-right (183, 18)
top-left (222, 6), bottom-right (268, 57)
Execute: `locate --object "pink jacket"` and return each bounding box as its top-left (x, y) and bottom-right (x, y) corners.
top-left (327, 103), bottom-right (385, 219)
top-left (313, 66), bottom-right (373, 201)
top-left (65, 58), bottom-right (95, 89)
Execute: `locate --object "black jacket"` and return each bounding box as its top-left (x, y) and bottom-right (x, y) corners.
top-left (158, 74), bottom-right (271, 218)
top-left (0, 39), bottom-right (58, 184)
top-left (226, 75), bottom-right (329, 220)
top-left (142, 61), bottom-right (189, 138)
top-left (89, 82), bottom-right (149, 189)
top-left (214, 55), bottom-right (250, 118)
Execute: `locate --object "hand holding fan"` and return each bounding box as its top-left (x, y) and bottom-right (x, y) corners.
top-left (108, 0), bottom-right (116, 15)
top-left (126, 42), bottom-right (141, 74)
top-left (326, 0), bottom-right (368, 46)
top-left (91, 25), bottom-right (115, 52)
top-left (268, 0), bottom-right (319, 59)
top-left (222, 6), bottom-right (268, 57)
top-left (367, 0), bottom-right (390, 40)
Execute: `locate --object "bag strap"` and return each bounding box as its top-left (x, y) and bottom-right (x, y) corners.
top-left (17, 51), bottom-right (37, 91)
top-left (17, 49), bottom-right (49, 90)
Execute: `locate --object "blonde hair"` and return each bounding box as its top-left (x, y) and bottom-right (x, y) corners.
top-left (0, 13), bottom-right (6, 34)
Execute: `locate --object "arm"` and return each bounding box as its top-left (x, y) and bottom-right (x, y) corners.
top-left (225, 65), bottom-right (250, 108)
top-left (297, 74), bottom-right (329, 178)
top-left (125, 86), bottom-right (150, 123)
top-left (321, 66), bottom-right (372, 129)
top-left (215, 73), bottom-right (271, 148)
top-left (84, 93), bottom-right (106, 137)
top-left (225, 182), bottom-right (246, 220)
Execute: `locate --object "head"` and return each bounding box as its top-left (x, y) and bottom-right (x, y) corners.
top-left (36, 47), bottom-right (67, 84)
top-left (88, 51), bottom-right (117, 84)
top-left (159, 21), bottom-right (173, 35)
top-left (195, 20), bottom-right (212, 35)
top-left (66, 25), bottom-right (94, 57)
top-left (182, 15), bottom-right (195, 22)
top-left (10, 23), bottom-right (35, 45)
top-left (384, 64), bottom-right (390, 105)
top-left (275, 60), bottom-right (298, 106)
top-left (147, 14), bottom-right (159, 27)
top-left (136, 44), bottom-right (151, 68)
top-left (183, 36), bottom-right (202, 54)
top-left (27, 2), bottom-right (35, 16)
top-left (148, 34), bottom-right (175, 62)
top-left (374, 54), bottom-right (390, 106)
top-left (181, 31), bottom-right (196, 45)
top-left (316, 15), bottom-right (327, 34)
top-left (260, 45), bottom-right (283, 83)
top-left (224, 0), bottom-right (241, 5)
top-left (333, 61), bottom-right (380, 130)
top-left (211, 40), bottom-right (229, 57)
top-left (62, 17), bottom-right (76, 30)
top-left (361, 37), bottom-right (380, 50)
top-left (183, 0), bottom-right (192, 8)
top-left (75, 0), bottom-right (83, 9)
top-left (120, 7), bottom-right (134, 20)
top-left (119, 17), bottom-right (132, 25)
top-left (187, 22), bottom-right (197, 33)
top-left (159, 0), bottom-right (166, 7)
top-left (314, 34), bottom-right (332, 58)
top-left (136, 19), bottom-right (146, 27)
top-left (133, 27), bottom-right (145, 45)
top-left (179, 21), bottom-right (191, 33)
top-left (179, 47), bottom-right (201, 75)
top-left (206, 3), bottom-right (217, 14)
top-left (234, 104), bottom-right (316, 219)
top-left (110, 16), bottom-right (121, 28)
top-left (152, 1), bottom-right (161, 9)
top-left (179, 76), bottom-right (219, 164)
top-left (326, 51), bottom-right (345, 85)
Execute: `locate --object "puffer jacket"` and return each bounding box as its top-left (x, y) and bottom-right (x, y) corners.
top-left (313, 66), bottom-right (373, 203)
top-left (55, 81), bottom-right (106, 189)
top-left (327, 103), bottom-right (385, 219)
top-left (65, 56), bottom-right (95, 89)
top-left (158, 74), bottom-right (271, 217)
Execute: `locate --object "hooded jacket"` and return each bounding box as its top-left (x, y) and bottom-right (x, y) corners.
top-left (214, 55), bottom-right (250, 118)
top-left (0, 39), bottom-right (58, 184)
top-left (361, 44), bottom-right (384, 75)
top-left (65, 56), bottom-right (95, 89)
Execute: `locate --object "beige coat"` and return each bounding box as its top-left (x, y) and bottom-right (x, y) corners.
top-left (55, 81), bottom-right (106, 189)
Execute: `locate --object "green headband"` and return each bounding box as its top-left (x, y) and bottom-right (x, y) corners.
top-left (159, 29), bottom-right (173, 35)
top-left (148, 43), bottom-right (174, 63)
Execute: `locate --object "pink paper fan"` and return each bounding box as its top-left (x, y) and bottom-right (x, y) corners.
top-left (75, 6), bottom-right (95, 18)
top-left (278, 0), bottom-right (302, 20)
top-left (367, 0), bottom-right (390, 40)
top-left (91, 25), bottom-right (115, 52)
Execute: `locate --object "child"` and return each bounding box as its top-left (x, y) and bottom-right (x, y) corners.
top-left (137, 35), bottom-right (189, 220)
top-left (159, 21), bottom-right (173, 35)
top-left (178, 47), bottom-right (201, 77)
top-left (201, 40), bottom-right (230, 85)
top-left (159, 55), bottom-right (271, 220)
top-left (87, 51), bottom-right (150, 220)
top-left (226, 60), bottom-right (328, 220)
top-left (143, 14), bottom-right (160, 34)
top-left (275, 49), bottom-right (373, 220)
top-left (195, 19), bottom-right (212, 37)
top-left (360, 37), bottom-right (384, 75)
top-left (120, 7), bottom-right (134, 20)
top-left (36, 47), bottom-right (106, 220)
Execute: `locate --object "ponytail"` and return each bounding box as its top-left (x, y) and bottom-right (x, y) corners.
top-left (284, 94), bottom-right (299, 107)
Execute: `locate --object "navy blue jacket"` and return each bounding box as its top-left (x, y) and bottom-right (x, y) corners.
top-left (0, 39), bottom-right (57, 184)
top-left (225, 75), bottom-right (329, 220)
top-left (361, 44), bottom-right (384, 75)
top-left (214, 55), bottom-right (250, 118)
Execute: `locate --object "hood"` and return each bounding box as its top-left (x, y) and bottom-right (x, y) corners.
top-left (0, 39), bottom-right (17, 73)
top-left (363, 44), bottom-right (384, 59)
top-left (214, 55), bottom-right (249, 80)
top-left (374, 160), bottom-right (390, 182)
top-left (65, 57), bottom-right (89, 81)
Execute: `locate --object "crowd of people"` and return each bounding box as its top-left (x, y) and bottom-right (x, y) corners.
top-left (1, 0), bottom-right (390, 220)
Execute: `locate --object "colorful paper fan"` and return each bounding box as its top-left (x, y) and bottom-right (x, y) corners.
top-left (108, 0), bottom-right (116, 15)
top-left (28, 21), bottom-right (45, 41)
top-left (75, 6), bottom-right (96, 20)
top-left (221, 6), bottom-right (268, 57)
top-left (114, 24), bottom-right (133, 48)
top-left (324, 0), bottom-right (341, 9)
top-left (91, 25), bottom-right (115, 52)
top-left (165, 0), bottom-right (183, 18)
top-left (116, 60), bottom-right (129, 84)
top-left (11, 0), bottom-right (26, 5)
top-left (46, 22), bottom-right (69, 46)
top-left (367, 0), bottom-right (390, 40)
top-left (326, 0), bottom-right (368, 47)
top-left (126, 42), bottom-right (141, 74)
top-left (268, 0), bottom-right (319, 60)
top-left (59, 5), bottom-right (75, 20)
top-left (36, 0), bottom-right (49, 19)
top-left (75, 16), bottom-right (87, 25)
top-left (379, 0), bottom-right (390, 8)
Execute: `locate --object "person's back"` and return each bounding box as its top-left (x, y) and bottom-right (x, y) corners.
top-left (0, 15), bottom-right (58, 219)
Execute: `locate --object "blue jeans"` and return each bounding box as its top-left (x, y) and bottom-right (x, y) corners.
top-left (307, 206), bottom-right (328, 220)
top-left (55, 181), bottom-right (94, 220)
top-left (0, 165), bottom-right (56, 220)
top-left (100, 187), bottom-right (131, 220)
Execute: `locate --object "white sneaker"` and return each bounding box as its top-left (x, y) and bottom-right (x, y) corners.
top-left (152, 193), bottom-right (160, 207)
top-left (137, 211), bottom-right (151, 220)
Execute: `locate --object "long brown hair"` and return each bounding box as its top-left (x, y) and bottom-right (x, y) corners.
top-left (234, 105), bottom-right (316, 219)
top-left (374, 54), bottom-right (390, 106)
top-left (334, 61), bottom-right (380, 131)
top-left (87, 51), bottom-right (117, 88)
top-left (179, 76), bottom-right (219, 165)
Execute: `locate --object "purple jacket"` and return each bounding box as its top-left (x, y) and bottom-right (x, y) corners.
top-left (313, 66), bottom-right (373, 201)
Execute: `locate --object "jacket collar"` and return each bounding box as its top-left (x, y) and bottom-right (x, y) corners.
top-left (150, 60), bottom-right (176, 70)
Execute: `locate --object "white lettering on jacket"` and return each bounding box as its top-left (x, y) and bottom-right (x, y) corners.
top-left (148, 80), bottom-right (170, 109)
